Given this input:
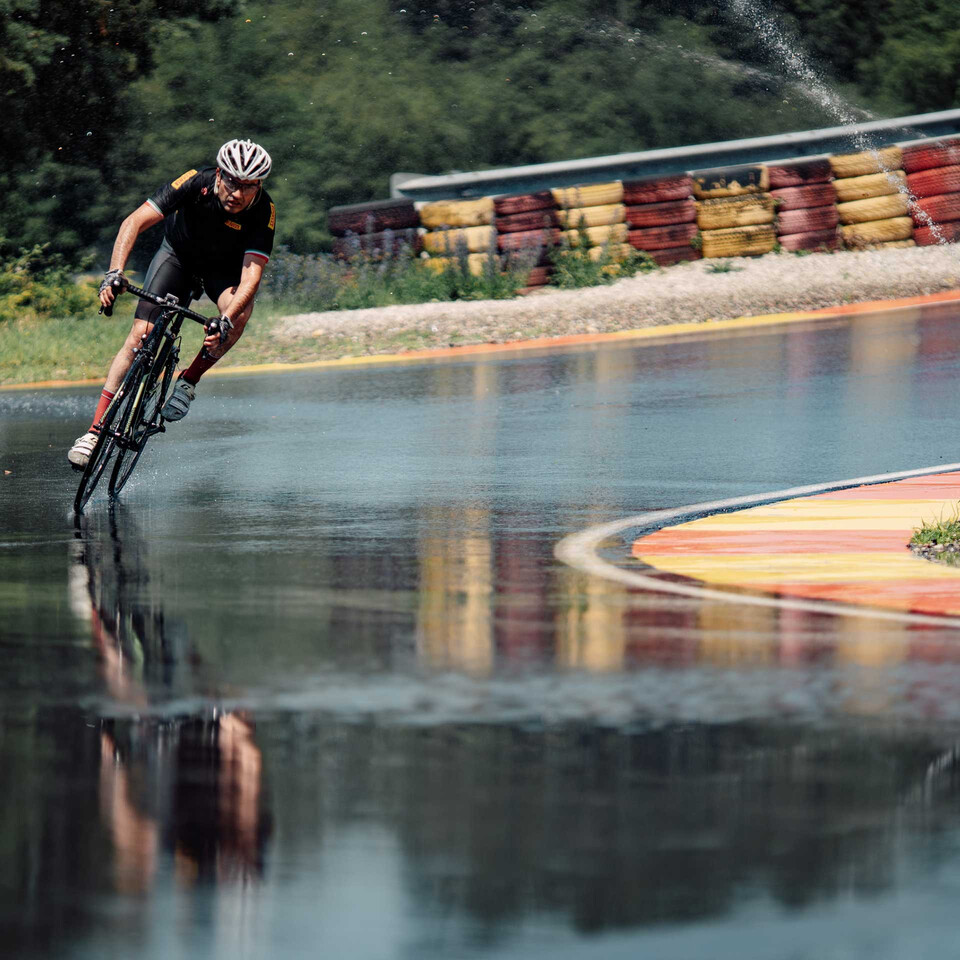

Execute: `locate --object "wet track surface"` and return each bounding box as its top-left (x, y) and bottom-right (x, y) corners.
top-left (6, 302), bottom-right (960, 957)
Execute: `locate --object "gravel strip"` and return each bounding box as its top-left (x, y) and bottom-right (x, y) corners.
top-left (275, 246), bottom-right (960, 348)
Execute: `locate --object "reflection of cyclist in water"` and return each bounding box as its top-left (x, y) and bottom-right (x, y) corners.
top-left (68, 138), bottom-right (276, 470)
top-left (71, 510), bottom-right (270, 889)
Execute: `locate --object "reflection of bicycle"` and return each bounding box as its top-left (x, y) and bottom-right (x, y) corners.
top-left (74, 282), bottom-right (231, 514)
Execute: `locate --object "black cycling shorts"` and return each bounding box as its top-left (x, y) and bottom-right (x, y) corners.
top-left (135, 239), bottom-right (241, 323)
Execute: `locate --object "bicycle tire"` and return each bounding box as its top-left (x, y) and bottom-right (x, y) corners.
top-left (74, 354), bottom-right (148, 513)
top-left (109, 344), bottom-right (176, 498)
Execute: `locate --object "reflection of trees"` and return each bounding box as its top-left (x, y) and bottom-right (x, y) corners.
top-left (265, 719), bottom-right (957, 946)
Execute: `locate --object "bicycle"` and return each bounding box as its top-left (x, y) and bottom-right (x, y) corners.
top-left (73, 279), bottom-right (231, 514)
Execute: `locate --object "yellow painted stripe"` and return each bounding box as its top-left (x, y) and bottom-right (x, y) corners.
top-left (636, 552), bottom-right (960, 584)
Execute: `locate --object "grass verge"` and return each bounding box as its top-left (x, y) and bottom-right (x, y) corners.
top-left (911, 506), bottom-right (960, 546)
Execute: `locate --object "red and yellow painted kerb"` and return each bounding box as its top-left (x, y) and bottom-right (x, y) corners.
top-left (633, 471), bottom-right (960, 617)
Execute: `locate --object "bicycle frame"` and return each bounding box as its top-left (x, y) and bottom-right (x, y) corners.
top-left (73, 283), bottom-right (212, 513)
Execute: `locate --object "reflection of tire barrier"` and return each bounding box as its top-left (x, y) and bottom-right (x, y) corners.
top-left (829, 146), bottom-right (902, 178)
top-left (328, 197), bottom-right (420, 236)
top-left (833, 170), bottom-right (907, 202)
top-left (700, 223), bottom-right (777, 258)
top-left (420, 197), bottom-right (494, 228)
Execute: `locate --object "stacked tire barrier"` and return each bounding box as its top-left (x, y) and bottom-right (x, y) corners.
top-left (622, 173), bottom-right (700, 266)
top-left (493, 190), bottom-right (560, 289)
top-left (903, 137), bottom-right (960, 247)
top-left (420, 196), bottom-right (498, 276)
top-left (769, 157), bottom-right (839, 252)
top-left (692, 164), bottom-right (777, 258)
top-left (830, 146), bottom-right (913, 250)
top-left (551, 182), bottom-right (629, 264)
top-left (327, 197), bottom-right (421, 260)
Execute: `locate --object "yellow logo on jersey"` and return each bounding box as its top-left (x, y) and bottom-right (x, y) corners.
top-left (224, 220), bottom-right (242, 231)
top-left (268, 202), bottom-right (276, 231)
top-left (171, 169), bottom-right (198, 190)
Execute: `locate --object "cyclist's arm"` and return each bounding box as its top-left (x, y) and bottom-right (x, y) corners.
top-left (100, 203), bottom-right (165, 308)
top-left (223, 253), bottom-right (266, 322)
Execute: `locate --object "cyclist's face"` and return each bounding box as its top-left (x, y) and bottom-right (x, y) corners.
top-left (216, 169), bottom-right (261, 212)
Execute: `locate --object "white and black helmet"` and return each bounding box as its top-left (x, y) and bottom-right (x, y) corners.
top-left (217, 138), bottom-right (272, 181)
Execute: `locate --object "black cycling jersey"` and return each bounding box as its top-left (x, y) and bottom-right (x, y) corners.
top-left (146, 167), bottom-right (276, 270)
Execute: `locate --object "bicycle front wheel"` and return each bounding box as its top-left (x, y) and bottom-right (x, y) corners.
top-left (109, 346), bottom-right (176, 499)
top-left (74, 355), bottom-right (148, 514)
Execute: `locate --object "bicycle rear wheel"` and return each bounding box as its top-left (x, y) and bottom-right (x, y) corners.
top-left (109, 345), bottom-right (176, 498)
top-left (74, 355), bottom-right (148, 514)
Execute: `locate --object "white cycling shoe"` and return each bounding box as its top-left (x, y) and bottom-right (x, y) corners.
top-left (161, 378), bottom-right (196, 421)
top-left (68, 431), bottom-right (99, 470)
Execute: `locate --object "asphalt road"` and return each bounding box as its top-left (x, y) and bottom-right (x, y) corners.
top-left (5, 301), bottom-right (960, 959)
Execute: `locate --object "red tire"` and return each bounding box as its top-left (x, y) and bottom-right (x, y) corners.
top-left (770, 183), bottom-right (837, 211)
top-left (777, 228), bottom-right (840, 252)
top-left (622, 174), bottom-right (693, 205)
top-left (776, 205), bottom-right (840, 234)
top-left (327, 198), bottom-right (419, 237)
top-left (914, 222), bottom-right (960, 246)
top-left (906, 165), bottom-right (960, 199)
top-left (768, 158), bottom-right (833, 188)
top-left (494, 191), bottom-right (556, 216)
top-left (625, 198), bottom-right (697, 228)
top-left (902, 139), bottom-right (960, 174)
top-left (524, 265), bottom-right (552, 286)
top-left (495, 209), bottom-right (560, 232)
top-left (627, 221), bottom-right (698, 251)
top-left (909, 192), bottom-right (960, 226)
top-left (332, 228), bottom-right (422, 260)
top-left (648, 245), bottom-right (702, 266)
top-left (497, 228), bottom-right (560, 251)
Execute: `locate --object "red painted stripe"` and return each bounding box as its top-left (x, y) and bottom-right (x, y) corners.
top-left (740, 580), bottom-right (960, 616)
top-left (633, 529), bottom-right (906, 555)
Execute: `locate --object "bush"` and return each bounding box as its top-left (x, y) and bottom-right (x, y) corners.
top-left (550, 226), bottom-right (658, 289)
top-left (0, 240), bottom-right (98, 322)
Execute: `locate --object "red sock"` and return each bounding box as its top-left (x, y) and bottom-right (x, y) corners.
top-left (181, 349), bottom-right (218, 386)
top-left (90, 389), bottom-right (115, 432)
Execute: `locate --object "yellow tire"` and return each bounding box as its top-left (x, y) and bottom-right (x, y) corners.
top-left (422, 253), bottom-right (498, 276)
top-left (562, 223), bottom-right (628, 247)
top-left (829, 146), bottom-right (903, 178)
top-left (700, 224), bottom-right (777, 258)
top-left (587, 242), bottom-right (632, 262)
top-left (696, 194), bottom-right (775, 230)
top-left (836, 193), bottom-right (910, 224)
top-left (840, 216), bottom-right (913, 247)
top-left (422, 225), bottom-right (497, 255)
top-left (551, 182), bottom-right (624, 208)
top-left (692, 165), bottom-right (769, 199)
top-left (557, 203), bottom-right (626, 228)
top-left (832, 170), bottom-right (907, 202)
top-left (419, 197), bottom-right (494, 228)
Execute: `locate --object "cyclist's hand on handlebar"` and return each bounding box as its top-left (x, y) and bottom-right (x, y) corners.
top-left (204, 314), bottom-right (234, 352)
top-left (98, 269), bottom-right (128, 316)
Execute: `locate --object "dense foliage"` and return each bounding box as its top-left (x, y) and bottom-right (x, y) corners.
top-left (3, 0), bottom-right (959, 272)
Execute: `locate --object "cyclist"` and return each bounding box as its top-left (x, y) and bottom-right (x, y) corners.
top-left (68, 138), bottom-right (276, 469)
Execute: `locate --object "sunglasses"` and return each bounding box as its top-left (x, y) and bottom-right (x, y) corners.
top-left (218, 171), bottom-right (261, 194)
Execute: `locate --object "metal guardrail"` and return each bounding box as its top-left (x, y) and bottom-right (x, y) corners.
top-left (391, 108), bottom-right (960, 202)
